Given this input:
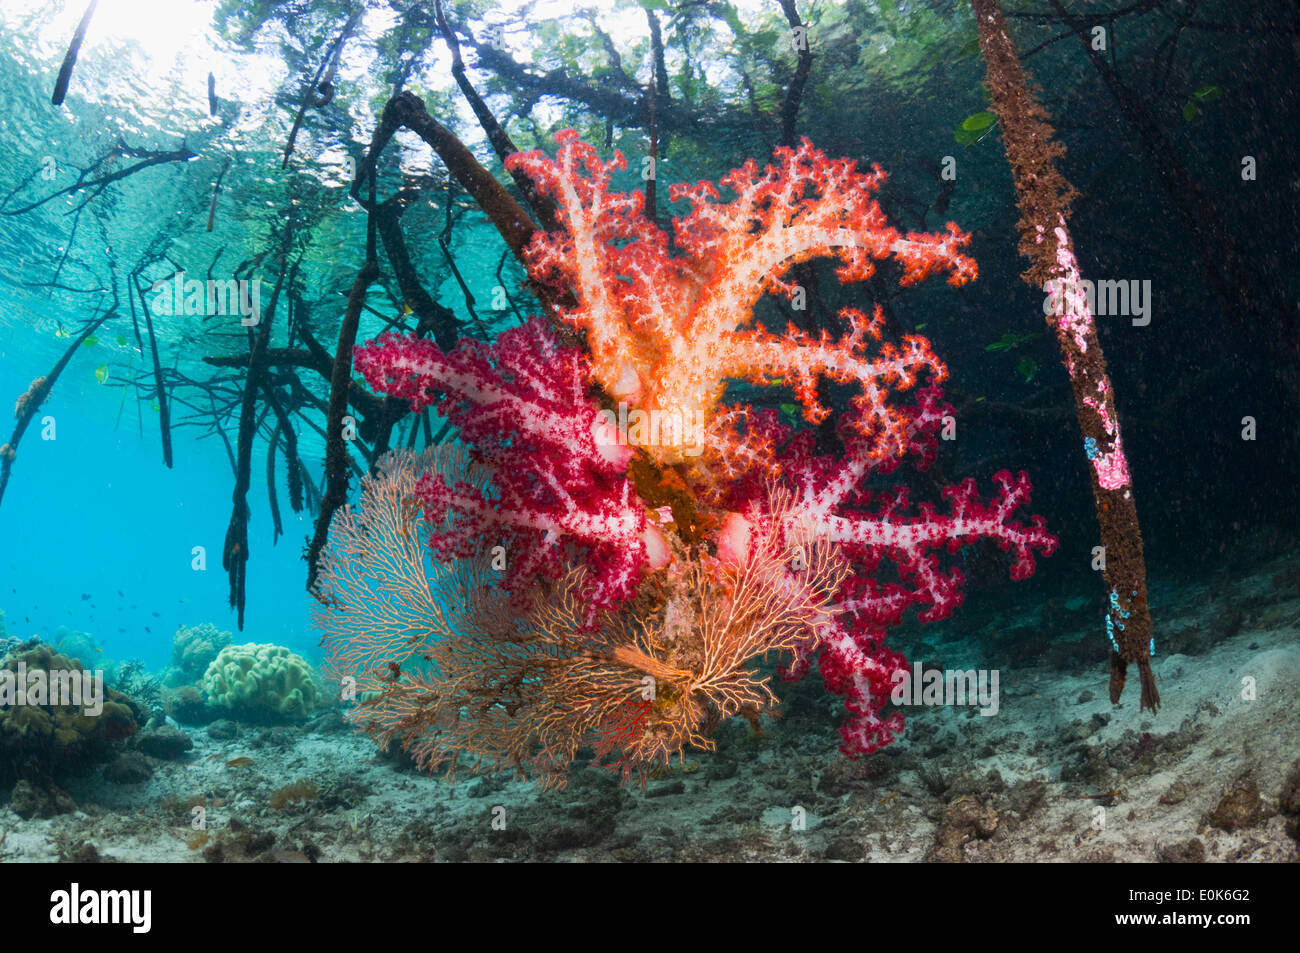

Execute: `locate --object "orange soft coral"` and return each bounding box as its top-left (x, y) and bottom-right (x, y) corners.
top-left (506, 132), bottom-right (976, 464)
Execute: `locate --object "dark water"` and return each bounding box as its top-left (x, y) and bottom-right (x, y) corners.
top-left (0, 0), bottom-right (1296, 868)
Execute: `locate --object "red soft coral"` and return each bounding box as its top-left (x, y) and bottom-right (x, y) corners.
top-left (772, 407), bottom-right (1057, 755)
top-left (354, 319), bottom-right (659, 621)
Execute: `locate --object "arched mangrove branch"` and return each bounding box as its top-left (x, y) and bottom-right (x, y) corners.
top-left (353, 91), bottom-right (539, 267)
top-left (433, 0), bottom-right (560, 231)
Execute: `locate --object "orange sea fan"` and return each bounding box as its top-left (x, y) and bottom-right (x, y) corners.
top-left (316, 449), bottom-right (848, 788)
top-left (313, 445), bottom-right (502, 703)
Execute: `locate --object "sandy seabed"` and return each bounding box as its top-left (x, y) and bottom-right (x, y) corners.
top-left (3, 551), bottom-right (1298, 863)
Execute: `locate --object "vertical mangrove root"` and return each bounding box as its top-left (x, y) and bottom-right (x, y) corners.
top-left (974, 0), bottom-right (1158, 712)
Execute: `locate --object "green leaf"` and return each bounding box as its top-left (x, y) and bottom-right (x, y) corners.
top-left (779, 403), bottom-right (798, 417)
top-left (115, 334), bottom-right (128, 346)
top-left (1017, 357), bottom-right (1038, 382)
top-left (954, 127), bottom-right (981, 146)
top-left (81, 336), bottom-right (99, 348)
top-left (1182, 101), bottom-right (1199, 122)
top-left (985, 331), bottom-right (1043, 352)
top-left (961, 111), bottom-right (997, 131)
top-left (94, 364), bottom-right (109, 384)
top-left (151, 401), bottom-right (160, 413)
top-left (1192, 84), bottom-right (1222, 102)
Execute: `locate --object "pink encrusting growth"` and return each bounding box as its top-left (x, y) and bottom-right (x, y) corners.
top-left (335, 132), bottom-right (1059, 780)
top-left (1047, 221), bottom-right (1133, 491)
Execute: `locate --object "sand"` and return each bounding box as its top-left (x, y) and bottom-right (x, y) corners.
top-left (2, 551), bottom-right (1297, 863)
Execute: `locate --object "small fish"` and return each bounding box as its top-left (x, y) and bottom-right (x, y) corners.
top-left (226, 757), bottom-right (255, 768)
top-left (117, 628), bottom-right (125, 633)
top-left (151, 612), bottom-right (160, 618)
top-left (144, 627), bottom-right (151, 633)
top-left (116, 590), bottom-right (123, 597)
top-left (1080, 789), bottom-right (1124, 801)
top-left (80, 593), bottom-right (92, 601)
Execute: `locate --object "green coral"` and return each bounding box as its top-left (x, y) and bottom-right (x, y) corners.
top-left (0, 640), bottom-right (140, 782)
top-left (166, 622), bottom-right (233, 686)
top-left (202, 643), bottom-right (319, 720)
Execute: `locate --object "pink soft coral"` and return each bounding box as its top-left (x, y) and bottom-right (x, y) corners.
top-left (718, 376), bottom-right (1056, 756)
top-left (779, 393), bottom-right (1056, 755)
top-left (354, 319), bottom-right (661, 620)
